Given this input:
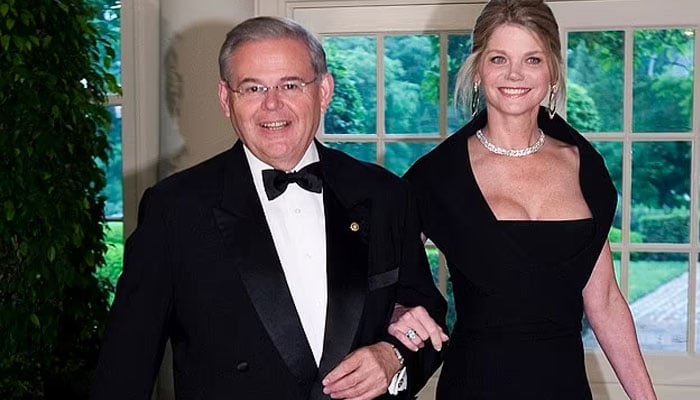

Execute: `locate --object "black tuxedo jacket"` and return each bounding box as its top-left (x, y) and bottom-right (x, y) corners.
top-left (91, 141), bottom-right (446, 400)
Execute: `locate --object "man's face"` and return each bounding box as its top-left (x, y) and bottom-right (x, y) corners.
top-left (218, 38), bottom-right (334, 171)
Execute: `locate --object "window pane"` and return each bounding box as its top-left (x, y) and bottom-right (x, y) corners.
top-left (324, 36), bottom-right (377, 134)
top-left (633, 29), bottom-right (695, 133)
top-left (629, 253), bottom-right (688, 352)
top-left (103, 106), bottom-right (123, 219)
top-left (97, 221), bottom-right (124, 304)
top-left (447, 34), bottom-right (472, 133)
top-left (631, 142), bottom-right (691, 243)
top-left (385, 35), bottom-right (439, 134)
top-left (592, 141), bottom-right (623, 240)
top-left (97, 106), bottom-right (123, 303)
top-left (385, 142), bottom-right (438, 176)
top-left (323, 142), bottom-right (377, 164)
top-left (567, 31), bottom-right (624, 132)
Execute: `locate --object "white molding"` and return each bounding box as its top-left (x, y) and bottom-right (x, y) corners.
top-left (550, 0), bottom-right (700, 27)
top-left (121, 0), bottom-right (161, 236)
top-left (586, 352), bottom-right (700, 399)
top-left (285, 0), bottom-right (700, 34)
top-left (292, 3), bottom-right (484, 33)
top-left (255, 0), bottom-right (286, 16)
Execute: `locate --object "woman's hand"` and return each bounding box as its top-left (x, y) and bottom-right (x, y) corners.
top-left (388, 304), bottom-right (449, 352)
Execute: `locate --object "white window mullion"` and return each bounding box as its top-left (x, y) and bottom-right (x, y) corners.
top-left (439, 33), bottom-right (449, 139)
top-left (689, 27), bottom-right (700, 351)
top-left (376, 34), bottom-right (386, 165)
top-left (621, 28), bottom-right (635, 297)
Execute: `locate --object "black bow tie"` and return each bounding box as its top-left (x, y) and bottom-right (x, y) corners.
top-left (262, 162), bottom-right (323, 200)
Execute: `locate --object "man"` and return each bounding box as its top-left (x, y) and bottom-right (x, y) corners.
top-left (90, 16), bottom-right (446, 400)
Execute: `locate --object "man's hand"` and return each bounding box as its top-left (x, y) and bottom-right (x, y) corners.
top-left (388, 304), bottom-right (449, 352)
top-left (322, 342), bottom-right (400, 400)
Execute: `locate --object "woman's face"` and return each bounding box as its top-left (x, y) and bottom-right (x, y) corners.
top-left (476, 24), bottom-right (552, 119)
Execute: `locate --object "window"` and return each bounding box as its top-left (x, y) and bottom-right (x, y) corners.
top-left (93, 0), bottom-right (161, 299)
top-left (568, 28), bottom-right (696, 353)
top-left (286, 0), bottom-right (700, 397)
top-left (322, 32), bottom-right (472, 329)
top-left (554, 3), bottom-right (700, 394)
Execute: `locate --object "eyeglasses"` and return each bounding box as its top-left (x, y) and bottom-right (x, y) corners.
top-left (226, 77), bottom-right (318, 100)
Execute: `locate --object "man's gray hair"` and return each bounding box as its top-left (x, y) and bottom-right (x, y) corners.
top-left (218, 16), bottom-right (328, 82)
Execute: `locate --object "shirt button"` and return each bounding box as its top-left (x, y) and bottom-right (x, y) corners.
top-left (294, 208), bottom-right (301, 214)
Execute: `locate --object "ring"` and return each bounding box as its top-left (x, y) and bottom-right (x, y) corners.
top-left (405, 329), bottom-right (418, 341)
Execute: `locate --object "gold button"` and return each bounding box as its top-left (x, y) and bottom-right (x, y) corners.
top-left (349, 222), bottom-right (360, 232)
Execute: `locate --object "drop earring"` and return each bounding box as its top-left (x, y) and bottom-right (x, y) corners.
top-left (547, 85), bottom-right (557, 119)
top-left (471, 82), bottom-right (481, 117)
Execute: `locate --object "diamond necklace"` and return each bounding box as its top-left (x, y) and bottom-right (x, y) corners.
top-left (475, 129), bottom-right (545, 157)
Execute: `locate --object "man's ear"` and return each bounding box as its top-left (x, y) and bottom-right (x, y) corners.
top-left (318, 73), bottom-right (335, 113)
top-left (218, 80), bottom-right (232, 117)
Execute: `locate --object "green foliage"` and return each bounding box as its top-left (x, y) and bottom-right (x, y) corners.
top-left (608, 227), bottom-right (643, 245)
top-left (566, 82), bottom-right (600, 133)
top-left (445, 34), bottom-right (472, 132)
top-left (100, 108), bottom-right (123, 218)
top-left (384, 35), bottom-right (439, 134)
top-left (426, 248), bottom-right (456, 332)
top-left (638, 210), bottom-right (690, 258)
top-left (633, 74), bottom-right (693, 132)
top-left (0, 0), bottom-right (119, 397)
top-left (95, 222), bottom-right (124, 304)
top-left (591, 141), bottom-right (622, 196)
top-left (632, 30), bottom-right (694, 134)
top-left (385, 142), bottom-right (439, 176)
top-left (568, 28), bottom-right (693, 210)
top-left (324, 42), bottom-right (367, 134)
top-left (631, 142), bottom-right (691, 209)
top-left (568, 31), bottom-right (625, 132)
top-left (324, 36), bottom-right (377, 134)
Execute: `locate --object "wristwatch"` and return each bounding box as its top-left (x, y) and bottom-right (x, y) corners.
top-left (390, 344), bottom-right (404, 367)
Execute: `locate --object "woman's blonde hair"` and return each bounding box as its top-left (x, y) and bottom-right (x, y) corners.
top-left (455, 0), bottom-right (564, 113)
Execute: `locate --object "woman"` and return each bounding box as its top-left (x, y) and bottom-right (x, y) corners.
top-left (388, 0), bottom-right (656, 398)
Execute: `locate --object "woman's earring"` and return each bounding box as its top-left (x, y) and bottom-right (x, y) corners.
top-left (471, 82), bottom-right (481, 117)
top-left (547, 85), bottom-right (557, 119)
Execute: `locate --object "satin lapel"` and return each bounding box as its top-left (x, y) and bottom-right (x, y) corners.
top-left (212, 143), bottom-right (317, 387)
top-left (315, 172), bottom-right (370, 381)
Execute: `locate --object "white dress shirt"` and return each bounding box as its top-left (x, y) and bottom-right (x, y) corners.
top-left (244, 144), bottom-right (327, 366)
top-left (243, 143), bottom-right (406, 393)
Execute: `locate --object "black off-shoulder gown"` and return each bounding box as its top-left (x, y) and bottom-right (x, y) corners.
top-left (404, 108), bottom-right (618, 399)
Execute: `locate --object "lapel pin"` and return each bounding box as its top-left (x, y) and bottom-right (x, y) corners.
top-left (349, 222), bottom-right (360, 232)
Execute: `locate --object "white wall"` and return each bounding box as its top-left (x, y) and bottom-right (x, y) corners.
top-left (158, 0), bottom-right (255, 178)
top-left (123, 0), bottom-right (257, 234)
